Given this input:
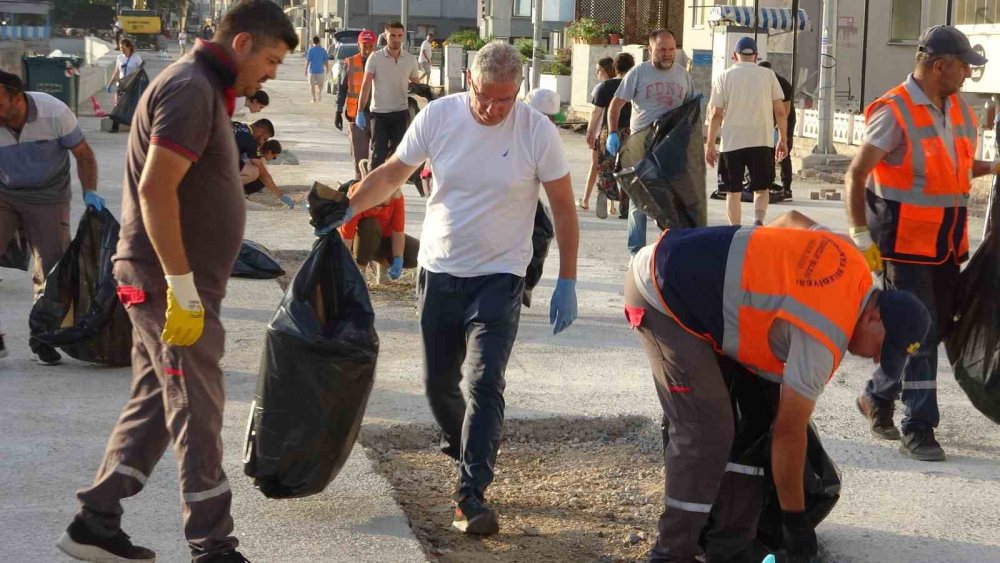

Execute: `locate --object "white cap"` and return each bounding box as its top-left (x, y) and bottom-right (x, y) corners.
top-left (525, 88), bottom-right (561, 116)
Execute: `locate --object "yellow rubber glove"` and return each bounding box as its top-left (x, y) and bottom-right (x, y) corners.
top-left (162, 272), bottom-right (204, 346)
top-left (849, 226), bottom-right (883, 273)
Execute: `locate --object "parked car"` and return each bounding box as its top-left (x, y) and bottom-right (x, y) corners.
top-left (326, 42), bottom-right (359, 94)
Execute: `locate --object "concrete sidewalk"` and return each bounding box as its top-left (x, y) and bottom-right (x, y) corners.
top-left (1, 47), bottom-right (999, 562)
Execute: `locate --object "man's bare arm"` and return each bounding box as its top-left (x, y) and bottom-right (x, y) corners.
top-left (251, 159), bottom-right (284, 200)
top-left (542, 173), bottom-right (579, 280)
top-left (137, 146), bottom-right (194, 275)
top-left (350, 155), bottom-right (418, 214)
top-left (70, 140), bottom-right (98, 192)
top-left (771, 384), bottom-right (816, 512)
top-left (391, 229), bottom-right (405, 258)
top-left (607, 97), bottom-right (626, 132)
top-left (772, 99), bottom-right (789, 161)
top-left (358, 71), bottom-right (375, 113)
top-left (845, 143), bottom-right (888, 228)
top-left (972, 160), bottom-right (1000, 178)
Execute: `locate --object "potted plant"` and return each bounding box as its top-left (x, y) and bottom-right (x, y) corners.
top-left (607, 27), bottom-right (621, 45)
top-left (567, 17), bottom-right (608, 45)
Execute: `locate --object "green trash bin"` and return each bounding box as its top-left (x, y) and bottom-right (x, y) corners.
top-left (22, 55), bottom-right (83, 115)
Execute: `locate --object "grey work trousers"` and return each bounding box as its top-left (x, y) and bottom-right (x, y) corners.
top-left (75, 279), bottom-right (237, 561)
top-left (0, 191), bottom-right (71, 299)
top-left (625, 272), bottom-right (768, 563)
top-left (347, 118), bottom-right (372, 180)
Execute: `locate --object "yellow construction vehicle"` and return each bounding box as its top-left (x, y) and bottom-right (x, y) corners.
top-left (118, 0), bottom-right (161, 50)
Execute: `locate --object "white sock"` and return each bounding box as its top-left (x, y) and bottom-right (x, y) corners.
top-left (753, 190), bottom-right (768, 224)
top-left (726, 193), bottom-right (742, 226)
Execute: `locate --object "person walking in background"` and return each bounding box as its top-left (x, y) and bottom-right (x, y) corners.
top-left (0, 70), bottom-right (101, 366)
top-left (57, 2), bottom-right (297, 561)
top-left (178, 28), bottom-right (189, 56)
top-left (305, 36), bottom-right (329, 103)
top-left (587, 53), bottom-right (635, 220)
top-left (419, 32), bottom-right (434, 84)
top-left (847, 25), bottom-right (994, 462)
top-left (605, 29), bottom-right (694, 256)
top-left (107, 39), bottom-right (143, 105)
top-left (705, 37), bottom-right (787, 227)
top-left (579, 56), bottom-right (615, 214)
top-left (356, 20), bottom-right (420, 170)
top-left (759, 60), bottom-right (796, 200)
top-left (336, 29), bottom-right (378, 180)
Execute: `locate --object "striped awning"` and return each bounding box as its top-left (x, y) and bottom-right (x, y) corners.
top-left (708, 6), bottom-right (811, 32)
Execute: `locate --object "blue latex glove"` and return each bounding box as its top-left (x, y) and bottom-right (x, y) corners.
top-left (388, 256), bottom-right (403, 279)
top-left (279, 194), bottom-right (294, 209)
top-left (83, 191), bottom-right (105, 212)
top-left (763, 556), bottom-right (776, 563)
top-left (605, 131), bottom-right (621, 156)
top-left (314, 206), bottom-right (355, 237)
top-left (106, 83), bottom-right (113, 94)
top-left (549, 278), bottom-right (577, 335)
top-left (355, 111), bottom-right (367, 130)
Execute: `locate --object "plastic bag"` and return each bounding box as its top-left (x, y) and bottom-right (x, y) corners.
top-left (946, 186), bottom-right (1000, 423)
top-left (615, 97), bottom-right (707, 230)
top-left (0, 228), bottom-right (30, 271)
top-left (28, 208), bottom-right (133, 366)
top-left (523, 201), bottom-right (554, 308)
top-left (231, 240), bottom-right (285, 279)
top-left (243, 201), bottom-right (379, 499)
top-left (109, 64), bottom-right (150, 127)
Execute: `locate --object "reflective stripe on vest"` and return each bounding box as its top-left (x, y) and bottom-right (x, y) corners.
top-left (720, 228), bottom-right (871, 380)
top-left (866, 85), bottom-right (976, 208)
top-left (344, 54), bottom-right (365, 119)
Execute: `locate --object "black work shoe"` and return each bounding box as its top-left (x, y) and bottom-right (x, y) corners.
top-left (900, 429), bottom-right (946, 462)
top-left (0, 333), bottom-right (7, 359)
top-left (30, 339), bottom-right (62, 365)
top-left (856, 394), bottom-right (901, 440)
top-left (56, 519), bottom-right (155, 562)
top-left (200, 550), bottom-right (252, 563)
top-left (452, 495), bottom-right (500, 536)
top-left (783, 188), bottom-right (793, 200)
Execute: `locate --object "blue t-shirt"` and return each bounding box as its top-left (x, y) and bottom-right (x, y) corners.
top-left (306, 46), bottom-right (327, 74)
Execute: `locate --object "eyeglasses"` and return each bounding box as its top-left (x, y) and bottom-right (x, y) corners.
top-left (469, 79), bottom-right (517, 108)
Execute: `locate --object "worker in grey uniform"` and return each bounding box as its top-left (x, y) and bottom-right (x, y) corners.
top-left (625, 211), bottom-right (931, 562)
top-left (56, 2), bottom-right (298, 562)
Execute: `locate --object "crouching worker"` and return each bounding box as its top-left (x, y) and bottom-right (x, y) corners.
top-left (339, 159), bottom-right (419, 284)
top-left (241, 139), bottom-right (293, 208)
top-left (625, 211), bottom-right (932, 563)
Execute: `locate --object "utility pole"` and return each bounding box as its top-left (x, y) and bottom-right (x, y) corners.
top-left (343, 0), bottom-right (349, 29)
top-left (530, 0), bottom-right (543, 90)
top-left (814, 0), bottom-right (838, 155)
top-left (401, 0), bottom-right (409, 47)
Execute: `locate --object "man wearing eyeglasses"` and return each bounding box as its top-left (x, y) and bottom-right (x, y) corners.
top-left (318, 41), bottom-right (579, 537)
top-left (0, 70), bottom-right (100, 366)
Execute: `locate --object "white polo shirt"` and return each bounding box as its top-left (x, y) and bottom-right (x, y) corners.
top-left (396, 93), bottom-right (570, 277)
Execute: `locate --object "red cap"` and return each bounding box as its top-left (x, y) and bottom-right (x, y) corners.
top-left (358, 29), bottom-right (377, 45)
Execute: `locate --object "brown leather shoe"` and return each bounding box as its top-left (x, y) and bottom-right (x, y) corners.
top-left (856, 394), bottom-right (901, 440)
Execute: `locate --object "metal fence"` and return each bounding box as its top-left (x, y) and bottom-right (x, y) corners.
top-left (575, 0), bottom-right (684, 45)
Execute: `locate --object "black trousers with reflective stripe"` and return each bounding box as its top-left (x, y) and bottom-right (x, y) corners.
top-left (625, 272), bottom-right (770, 562)
top-left (75, 283), bottom-right (237, 560)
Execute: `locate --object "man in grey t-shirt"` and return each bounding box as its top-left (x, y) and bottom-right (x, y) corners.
top-left (605, 29), bottom-right (694, 256)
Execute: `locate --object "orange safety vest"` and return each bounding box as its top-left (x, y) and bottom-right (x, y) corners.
top-left (652, 227), bottom-right (874, 381)
top-left (864, 82), bottom-right (978, 264)
top-left (344, 53), bottom-right (366, 120)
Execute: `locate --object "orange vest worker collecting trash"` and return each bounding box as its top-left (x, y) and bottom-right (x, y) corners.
top-left (57, 2), bottom-right (297, 562)
top-left (625, 211), bottom-right (931, 562)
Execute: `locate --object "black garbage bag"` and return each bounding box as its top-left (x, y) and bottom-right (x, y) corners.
top-left (946, 189), bottom-right (1000, 423)
top-left (243, 222), bottom-right (379, 499)
top-left (523, 201), bottom-right (554, 308)
top-left (28, 208), bottom-right (132, 366)
top-left (615, 96), bottom-right (707, 230)
top-left (109, 64), bottom-right (150, 127)
top-left (231, 240), bottom-right (285, 279)
top-left (0, 228), bottom-right (30, 271)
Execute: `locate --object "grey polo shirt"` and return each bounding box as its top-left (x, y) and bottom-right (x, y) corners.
top-left (364, 47), bottom-right (420, 113)
top-left (864, 74), bottom-right (956, 187)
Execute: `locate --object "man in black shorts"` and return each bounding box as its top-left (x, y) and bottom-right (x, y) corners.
top-left (705, 37), bottom-right (788, 226)
top-left (759, 61), bottom-right (796, 199)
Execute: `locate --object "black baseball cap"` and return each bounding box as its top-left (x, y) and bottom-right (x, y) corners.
top-left (877, 289), bottom-right (931, 379)
top-left (0, 70), bottom-right (23, 92)
top-left (918, 25), bottom-right (988, 66)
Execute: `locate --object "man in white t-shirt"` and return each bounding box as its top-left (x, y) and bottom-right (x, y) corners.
top-left (178, 29), bottom-right (188, 56)
top-left (321, 41), bottom-right (579, 537)
top-left (419, 32), bottom-right (434, 84)
top-left (706, 37), bottom-right (788, 226)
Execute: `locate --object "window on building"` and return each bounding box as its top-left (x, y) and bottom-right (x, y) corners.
top-left (514, 0), bottom-right (531, 17)
top-left (890, 0), bottom-right (949, 42)
top-left (953, 0), bottom-right (1000, 25)
top-left (692, 0), bottom-right (708, 28)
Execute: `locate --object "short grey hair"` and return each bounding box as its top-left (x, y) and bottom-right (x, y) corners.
top-left (471, 41), bottom-right (524, 86)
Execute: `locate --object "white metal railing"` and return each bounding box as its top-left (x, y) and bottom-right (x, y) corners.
top-left (801, 109), bottom-right (819, 139)
top-left (983, 130), bottom-right (996, 161)
top-left (832, 113), bottom-right (853, 144)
